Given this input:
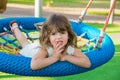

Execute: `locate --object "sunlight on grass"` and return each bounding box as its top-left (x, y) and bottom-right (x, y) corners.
top-left (88, 11), bottom-right (120, 16)
top-left (8, 0), bottom-right (34, 5)
top-left (86, 23), bottom-right (120, 34)
top-left (0, 72), bottom-right (55, 80)
top-left (112, 39), bottom-right (120, 52)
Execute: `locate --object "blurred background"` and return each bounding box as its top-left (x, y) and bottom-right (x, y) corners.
top-left (0, 0), bottom-right (120, 24)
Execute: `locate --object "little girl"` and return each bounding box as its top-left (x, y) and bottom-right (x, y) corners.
top-left (10, 14), bottom-right (91, 70)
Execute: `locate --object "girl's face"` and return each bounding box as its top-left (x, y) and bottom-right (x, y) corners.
top-left (49, 30), bottom-right (68, 48)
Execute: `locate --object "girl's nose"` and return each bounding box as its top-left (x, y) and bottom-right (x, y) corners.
top-left (57, 33), bottom-right (62, 38)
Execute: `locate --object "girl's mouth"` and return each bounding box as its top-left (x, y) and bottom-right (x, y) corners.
top-left (57, 41), bottom-right (63, 45)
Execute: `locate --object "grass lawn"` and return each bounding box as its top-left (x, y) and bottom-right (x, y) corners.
top-left (86, 23), bottom-right (120, 34)
top-left (0, 23), bottom-right (120, 80)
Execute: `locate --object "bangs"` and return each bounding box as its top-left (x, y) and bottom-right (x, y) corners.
top-left (48, 23), bottom-right (67, 33)
top-left (45, 14), bottom-right (70, 33)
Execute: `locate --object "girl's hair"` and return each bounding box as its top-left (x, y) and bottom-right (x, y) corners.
top-left (40, 14), bottom-right (77, 49)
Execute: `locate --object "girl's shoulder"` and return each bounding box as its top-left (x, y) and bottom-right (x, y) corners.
top-left (67, 46), bottom-right (74, 55)
top-left (47, 47), bottom-right (53, 57)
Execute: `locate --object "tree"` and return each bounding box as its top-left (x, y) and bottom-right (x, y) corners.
top-left (0, 0), bottom-right (7, 13)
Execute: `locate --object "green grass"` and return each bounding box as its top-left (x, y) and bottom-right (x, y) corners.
top-left (86, 23), bottom-right (120, 34)
top-left (7, 0), bottom-right (34, 5)
top-left (88, 11), bottom-right (120, 16)
top-left (0, 23), bottom-right (120, 80)
top-left (57, 56), bottom-right (120, 80)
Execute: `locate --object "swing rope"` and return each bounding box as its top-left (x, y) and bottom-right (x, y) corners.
top-left (78, 0), bottom-right (92, 22)
top-left (0, 26), bottom-right (39, 54)
top-left (77, 32), bottom-right (96, 52)
top-left (95, 0), bottom-right (116, 49)
top-left (0, 26), bottom-right (95, 54)
top-left (78, 0), bottom-right (116, 50)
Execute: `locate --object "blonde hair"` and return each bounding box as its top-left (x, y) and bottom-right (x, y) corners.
top-left (40, 14), bottom-right (77, 49)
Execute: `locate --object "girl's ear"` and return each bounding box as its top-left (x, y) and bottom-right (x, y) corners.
top-left (34, 22), bottom-right (44, 31)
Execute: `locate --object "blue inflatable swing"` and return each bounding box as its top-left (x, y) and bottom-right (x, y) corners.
top-left (0, 17), bottom-right (115, 77)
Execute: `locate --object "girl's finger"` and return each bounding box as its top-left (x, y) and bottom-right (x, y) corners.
top-left (53, 41), bottom-right (57, 49)
top-left (55, 42), bottom-right (61, 49)
top-left (57, 48), bottom-right (64, 54)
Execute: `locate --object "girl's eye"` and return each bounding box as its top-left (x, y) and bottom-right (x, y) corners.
top-left (60, 31), bottom-right (65, 34)
top-left (51, 32), bottom-right (56, 35)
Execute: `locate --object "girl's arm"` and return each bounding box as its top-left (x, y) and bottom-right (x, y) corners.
top-left (31, 41), bottom-right (64, 70)
top-left (30, 49), bottom-right (59, 70)
top-left (60, 48), bottom-right (91, 68)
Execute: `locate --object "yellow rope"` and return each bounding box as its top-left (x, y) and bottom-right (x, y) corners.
top-left (0, 46), bottom-right (19, 55)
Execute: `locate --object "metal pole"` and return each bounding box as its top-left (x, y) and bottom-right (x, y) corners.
top-left (34, 0), bottom-right (42, 17)
top-left (108, 0), bottom-right (115, 24)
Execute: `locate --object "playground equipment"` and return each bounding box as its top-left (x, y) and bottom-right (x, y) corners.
top-left (0, 0), bottom-right (116, 77)
top-left (0, 17), bottom-right (115, 76)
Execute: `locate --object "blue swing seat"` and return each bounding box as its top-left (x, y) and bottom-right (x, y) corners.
top-left (0, 17), bottom-right (115, 77)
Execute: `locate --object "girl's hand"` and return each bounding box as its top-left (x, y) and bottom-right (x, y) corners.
top-left (60, 54), bottom-right (67, 61)
top-left (52, 42), bottom-right (64, 60)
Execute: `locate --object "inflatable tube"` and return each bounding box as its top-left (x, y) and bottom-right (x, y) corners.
top-left (0, 17), bottom-right (115, 77)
